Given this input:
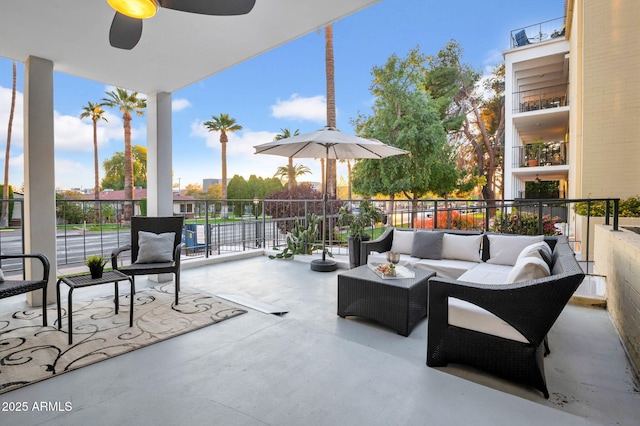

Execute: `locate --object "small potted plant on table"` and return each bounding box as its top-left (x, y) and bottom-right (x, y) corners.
top-left (84, 254), bottom-right (108, 279)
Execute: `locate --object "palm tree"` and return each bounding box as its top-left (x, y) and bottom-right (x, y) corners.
top-left (80, 101), bottom-right (108, 206)
top-left (102, 88), bottom-right (146, 222)
top-left (1, 61), bottom-right (17, 228)
top-left (274, 128), bottom-right (300, 189)
top-left (203, 113), bottom-right (243, 219)
top-left (325, 24), bottom-right (337, 199)
top-left (273, 163), bottom-right (311, 185)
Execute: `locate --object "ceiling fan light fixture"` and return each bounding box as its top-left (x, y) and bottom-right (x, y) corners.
top-left (107, 0), bottom-right (157, 19)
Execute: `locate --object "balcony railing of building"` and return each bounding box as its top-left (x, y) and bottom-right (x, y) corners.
top-left (0, 197), bottom-right (622, 277)
top-left (513, 83), bottom-right (568, 114)
top-left (510, 17), bottom-right (565, 48)
top-left (513, 141), bottom-right (568, 167)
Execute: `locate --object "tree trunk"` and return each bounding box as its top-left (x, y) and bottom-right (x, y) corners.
top-left (1, 61), bottom-right (16, 228)
top-left (288, 157), bottom-right (294, 189)
top-left (325, 25), bottom-right (337, 199)
top-left (93, 117), bottom-right (100, 220)
top-left (123, 113), bottom-right (134, 222)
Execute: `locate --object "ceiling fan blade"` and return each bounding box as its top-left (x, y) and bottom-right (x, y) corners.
top-left (109, 12), bottom-right (143, 50)
top-left (158, 0), bottom-right (256, 16)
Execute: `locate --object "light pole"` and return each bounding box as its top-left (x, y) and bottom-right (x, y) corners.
top-left (253, 196), bottom-right (260, 248)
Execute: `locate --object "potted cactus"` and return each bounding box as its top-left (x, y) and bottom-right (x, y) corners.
top-left (269, 213), bottom-right (324, 259)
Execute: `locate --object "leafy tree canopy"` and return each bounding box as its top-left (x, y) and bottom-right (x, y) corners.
top-left (101, 145), bottom-right (147, 190)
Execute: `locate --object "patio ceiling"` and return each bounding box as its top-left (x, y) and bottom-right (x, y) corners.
top-left (0, 0), bottom-right (380, 93)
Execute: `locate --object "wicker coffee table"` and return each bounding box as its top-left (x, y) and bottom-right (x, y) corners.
top-left (337, 265), bottom-right (435, 336)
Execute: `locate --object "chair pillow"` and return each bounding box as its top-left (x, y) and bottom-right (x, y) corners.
top-left (506, 256), bottom-right (550, 283)
top-left (441, 233), bottom-right (482, 262)
top-left (486, 235), bottom-right (544, 266)
top-left (136, 231), bottom-right (176, 263)
top-left (411, 231), bottom-right (443, 260)
top-left (390, 229), bottom-right (415, 255)
top-left (0, 268), bottom-right (4, 281)
top-left (516, 241), bottom-right (553, 268)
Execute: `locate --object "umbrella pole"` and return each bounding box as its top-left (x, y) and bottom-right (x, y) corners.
top-left (310, 146), bottom-right (337, 272)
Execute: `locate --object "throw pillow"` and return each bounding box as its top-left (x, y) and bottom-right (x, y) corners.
top-left (486, 234), bottom-right (544, 266)
top-left (411, 231), bottom-right (443, 260)
top-left (136, 231), bottom-right (176, 264)
top-left (516, 241), bottom-right (553, 268)
top-left (506, 256), bottom-right (551, 283)
top-left (441, 233), bottom-right (482, 262)
top-left (0, 268), bottom-right (4, 281)
top-left (390, 229), bottom-right (416, 255)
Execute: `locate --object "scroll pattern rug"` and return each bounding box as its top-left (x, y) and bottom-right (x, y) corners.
top-left (0, 285), bottom-right (246, 394)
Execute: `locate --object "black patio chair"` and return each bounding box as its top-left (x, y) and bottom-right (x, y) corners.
top-left (112, 216), bottom-right (184, 305)
top-left (0, 253), bottom-right (51, 326)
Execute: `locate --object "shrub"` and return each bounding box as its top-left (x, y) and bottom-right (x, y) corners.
top-left (491, 211), bottom-right (561, 236)
top-left (414, 210), bottom-right (480, 231)
top-left (574, 196), bottom-right (640, 218)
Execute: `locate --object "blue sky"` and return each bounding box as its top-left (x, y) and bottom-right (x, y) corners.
top-left (0, 0), bottom-right (564, 191)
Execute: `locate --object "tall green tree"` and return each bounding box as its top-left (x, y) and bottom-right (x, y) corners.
top-left (274, 128), bottom-right (300, 189)
top-left (102, 88), bottom-right (146, 221)
top-left (1, 61), bottom-right (17, 227)
top-left (424, 40), bottom-right (504, 202)
top-left (351, 48), bottom-right (457, 206)
top-left (80, 101), bottom-right (108, 202)
top-left (101, 145), bottom-right (147, 190)
top-left (203, 113), bottom-right (243, 219)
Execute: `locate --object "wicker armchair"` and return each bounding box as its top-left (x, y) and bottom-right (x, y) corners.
top-left (426, 240), bottom-right (585, 398)
top-left (0, 253), bottom-right (51, 326)
top-left (112, 216), bottom-right (184, 305)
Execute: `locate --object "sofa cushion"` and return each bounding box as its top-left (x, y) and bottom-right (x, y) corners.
top-left (411, 231), bottom-right (443, 260)
top-left (390, 229), bottom-right (415, 255)
top-left (457, 263), bottom-right (513, 284)
top-left (516, 241), bottom-right (553, 268)
top-left (441, 233), bottom-right (482, 262)
top-left (506, 256), bottom-right (550, 283)
top-left (486, 234), bottom-right (544, 266)
top-left (449, 297), bottom-right (529, 343)
top-left (414, 258), bottom-right (479, 280)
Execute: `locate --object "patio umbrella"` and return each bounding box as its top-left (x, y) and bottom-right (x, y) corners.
top-left (254, 126), bottom-right (408, 272)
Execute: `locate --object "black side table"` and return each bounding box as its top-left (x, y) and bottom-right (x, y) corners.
top-left (56, 270), bottom-right (134, 344)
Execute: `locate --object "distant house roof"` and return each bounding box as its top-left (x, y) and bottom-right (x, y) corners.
top-left (82, 189), bottom-right (195, 201)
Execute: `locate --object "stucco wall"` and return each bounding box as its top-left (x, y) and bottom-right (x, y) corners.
top-left (594, 225), bottom-right (640, 374)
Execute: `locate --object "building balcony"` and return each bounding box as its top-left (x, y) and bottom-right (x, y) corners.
top-left (514, 141), bottom-right (567, 168)
top-left (511, 17), bottom-right (565, 48)
top-left (513, 83), bottom-right (568, 114)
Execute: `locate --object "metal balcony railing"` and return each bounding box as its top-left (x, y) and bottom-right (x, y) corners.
top-left (510, 17), bottom-right (565, 48)
top-left (513, 141), bottom-right (568, 167)
top-left (513, 83), bottom-right (568, 114)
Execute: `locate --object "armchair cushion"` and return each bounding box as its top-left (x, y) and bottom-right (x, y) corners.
top-left (390, 229), bottom-right (415, 255)
top-left (135, 231), bottom-right (176, 264)
top-left (411, 231), bottom-right (443, 260)
top-left (0, 268), bottom-right (4, 281)
top-left (485, 234), bottom-right (544, 266)
top-left (516, 241), bottom-right (553, 267)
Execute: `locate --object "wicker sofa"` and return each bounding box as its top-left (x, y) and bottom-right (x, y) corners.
top-left (361, 228), bottom-right (585, 398)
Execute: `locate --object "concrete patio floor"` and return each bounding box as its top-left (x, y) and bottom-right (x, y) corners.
top-left (1, 254), bottom-right (639, 425)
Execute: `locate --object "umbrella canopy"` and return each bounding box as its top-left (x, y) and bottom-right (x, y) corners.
top-left (254, 126), bottom-right (408, 159)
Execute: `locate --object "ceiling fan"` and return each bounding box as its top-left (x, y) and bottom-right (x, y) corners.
top-left (107, 0), bottom-right (256, 50)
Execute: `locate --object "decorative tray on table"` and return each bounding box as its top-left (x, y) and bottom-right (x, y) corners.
top-left (367, 262), bottom-right (415, 279)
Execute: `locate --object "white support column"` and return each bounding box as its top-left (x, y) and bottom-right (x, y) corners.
top-left (146, 92), bottom-right (173, 217)
top-left (146, 92), bottom-right (174, 283)
top-left (23, 56), bottom-right (57, 307)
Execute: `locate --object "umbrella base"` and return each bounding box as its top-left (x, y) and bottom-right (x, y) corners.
top-left (310, 258), bottom-right (337, 272)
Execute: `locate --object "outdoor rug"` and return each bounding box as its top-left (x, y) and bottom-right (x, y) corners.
top-left (0, 285), bottom-right (246, 394)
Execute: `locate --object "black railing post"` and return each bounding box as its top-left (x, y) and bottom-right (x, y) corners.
top-left (605, 200), bottom-right (611, 226)
top-left (586, 200), bottom-right (591, 265)
top-left (613, 199), bottom-right (620, 231)
top-left (538, 200), bottom-right (544, 235)
top-left (433, 201), bottom-right (438, 229)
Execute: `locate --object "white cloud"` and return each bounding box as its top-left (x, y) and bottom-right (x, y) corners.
top-left (271, 94), bottom-right (329, 123)
top-left (172, 98), bottom-right (191, 112)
